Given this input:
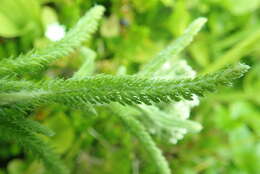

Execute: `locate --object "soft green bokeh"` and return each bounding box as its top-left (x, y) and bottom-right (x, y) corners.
top-left (0, 0), bottom-right (259, 174)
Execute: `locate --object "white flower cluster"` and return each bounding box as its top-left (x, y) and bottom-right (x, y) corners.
top-left (168, 94), bottom-right (200, 144)
top-left (172, 95), bottom-right (200, 120)
top-left (138, 60), bottom-right (201, 144)
top-left (164, 60), bottom-right (200, 144)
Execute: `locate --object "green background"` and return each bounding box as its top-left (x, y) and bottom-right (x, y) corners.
top-left (0, 0), bottom-right (260, 174)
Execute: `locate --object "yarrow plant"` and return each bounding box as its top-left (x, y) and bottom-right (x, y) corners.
top-left (0, 5), bottom-right (250, 174)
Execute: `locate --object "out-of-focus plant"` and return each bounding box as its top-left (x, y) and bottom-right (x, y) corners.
top-left (0, 0), bottom-right (259, 174)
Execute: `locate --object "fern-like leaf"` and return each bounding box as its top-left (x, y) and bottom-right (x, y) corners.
top-left (138, 105), bottom-right (202, 133)
top-left (108, 17), bottom-right (207, 174)
top-left (0, 5), bottom-right (104, 77)
top-left (140, 17), bottom-right (207, 76)
top-left (72, 47), bottom-right (97, 79)
top-left (0, 117), bottom-right (67, 174)
top-left (0, 63), bottom-right (249, 107)
top-left (111, 103), bottom-right (171, 174)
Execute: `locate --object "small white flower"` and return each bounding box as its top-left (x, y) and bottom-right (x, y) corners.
top-left (162, 62), bottom-right (171, 70)
top-left (45, 23), bottom-right (66, 42)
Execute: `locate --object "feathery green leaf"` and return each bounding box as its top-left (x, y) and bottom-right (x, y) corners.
top-left (0, 5), bottom-right (104, 77)
top-left (72, 47), bottom-right (97, 79)
top-left (0, 118), bottom-right (67, 174)
top-left (140, 17), bottom-right (207, 76)
top-left (111, 103), bottom-right (171, 174)
top-left (0, 63), bottom-right (250, 107)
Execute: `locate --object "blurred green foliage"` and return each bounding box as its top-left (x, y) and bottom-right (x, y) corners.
top-left (0, 0), bottom-right (259, 174)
